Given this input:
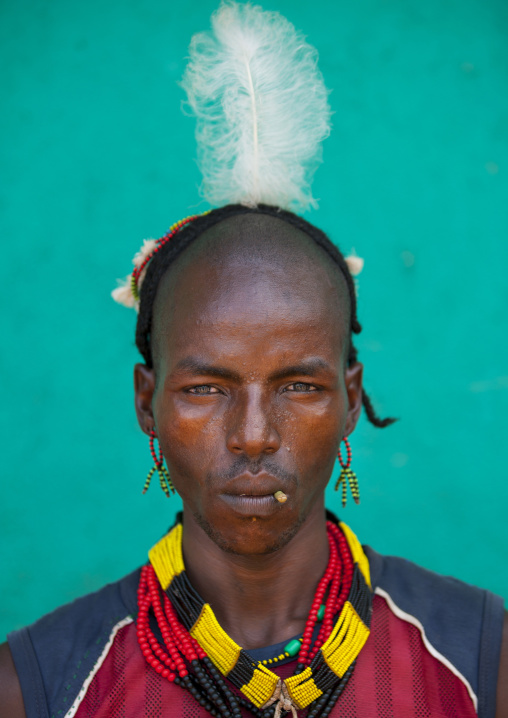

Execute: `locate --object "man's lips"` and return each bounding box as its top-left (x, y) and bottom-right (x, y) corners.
top-left (220, 471), bottom-right (289, 497)
top-left (220, 493), bottom-right (284, 516)
top-left (219, 472), bottom-right (290, 516)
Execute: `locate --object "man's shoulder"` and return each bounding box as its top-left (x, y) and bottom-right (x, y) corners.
top-left (7, 567), bottom-right (141, 718)
top-left (366, 545), bottom-right (505, 717)
top-left (366, 544), bottom-right (497, 612)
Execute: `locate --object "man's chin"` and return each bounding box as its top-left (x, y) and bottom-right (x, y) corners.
top-left (192, 509), bottom-right (305, 556)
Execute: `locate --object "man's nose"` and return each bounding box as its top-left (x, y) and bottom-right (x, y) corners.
top-left (225, 387), bottom-right (281, 457)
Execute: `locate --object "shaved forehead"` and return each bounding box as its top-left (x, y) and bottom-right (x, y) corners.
top-left (151, 213), bottom-right (351, 370)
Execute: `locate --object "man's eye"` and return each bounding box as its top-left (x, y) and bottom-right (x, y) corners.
top-left (285, 382), bottom-right (317, 392)
top-left (188, 385), bottom-right (220, 395)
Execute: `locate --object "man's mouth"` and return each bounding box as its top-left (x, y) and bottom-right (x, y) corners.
top-left (219, 472), bottom-right (290, 516)
top-left (222, 471), bottom-right (288, 495)
top-left (220, 492), bottom-right (286, 516)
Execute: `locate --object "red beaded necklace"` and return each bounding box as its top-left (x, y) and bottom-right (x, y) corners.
top-left (136, 520), bottom-right (363, 717)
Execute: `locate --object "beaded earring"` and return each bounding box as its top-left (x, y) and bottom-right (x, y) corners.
top-left (142, 429), bottom-right (174, 498)
top-left (334, 436), bottom-right (360, 507)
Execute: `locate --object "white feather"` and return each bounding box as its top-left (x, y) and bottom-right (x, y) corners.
top-left (111, 279), bottom-right (138, 309)
top-left (133, 239), bottom-right (158, 269)
top-left (181, 1), bottom-right (331, 212)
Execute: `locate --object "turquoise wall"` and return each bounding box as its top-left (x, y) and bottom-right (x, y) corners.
top-left (1, 0), bottom-right (507, 639)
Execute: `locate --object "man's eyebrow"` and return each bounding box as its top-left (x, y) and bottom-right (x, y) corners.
top-left (172, 357), bottom-right (242, 381)
top-left (172, 357), bottom-right (333, 382)
top-left (269, 359), bottom-right (333, 381)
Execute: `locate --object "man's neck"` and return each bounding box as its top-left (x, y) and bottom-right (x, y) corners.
top-left (181, 502), bottom-right (329, 650)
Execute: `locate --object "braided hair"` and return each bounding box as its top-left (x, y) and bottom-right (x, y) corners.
top-left (135, 203), bottom-right (395, 428)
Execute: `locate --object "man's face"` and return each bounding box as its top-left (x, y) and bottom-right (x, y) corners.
top-left (135, 218), bottom-right (362, 555)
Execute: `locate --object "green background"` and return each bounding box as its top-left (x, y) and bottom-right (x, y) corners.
top-left (1, 0), bottom-right (507, 639)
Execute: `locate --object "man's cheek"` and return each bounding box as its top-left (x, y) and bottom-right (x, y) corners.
top-left (165, 448), bottom-right (213, 500)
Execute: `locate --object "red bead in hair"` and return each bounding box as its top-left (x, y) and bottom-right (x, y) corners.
top-left (132, 214), bottom-right (202, 294)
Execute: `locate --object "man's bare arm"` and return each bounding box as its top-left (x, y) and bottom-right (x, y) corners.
top-left (496, 612), bottom-right (508, 718)
top-left (0, 642), bottom-right (26, 718)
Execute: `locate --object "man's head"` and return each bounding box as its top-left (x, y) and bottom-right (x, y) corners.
top-left (134, 206), bottom-right (392, 555)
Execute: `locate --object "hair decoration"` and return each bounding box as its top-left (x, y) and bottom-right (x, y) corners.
top-left (112, 212), bottom-right (209, 310)
top-left (344, 254), bottom-right (364, 277)
top-left (113, 2), bottom-right (332, 309)
top-left (344, 254), bottom-right (364, 296)
top-left (181, 1), bottom-right (331, 212)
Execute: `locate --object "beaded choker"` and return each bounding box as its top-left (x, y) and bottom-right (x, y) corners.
top-left (137, 518), bottom-right (372, 717)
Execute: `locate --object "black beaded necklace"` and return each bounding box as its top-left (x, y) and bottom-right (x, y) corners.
top-left (137, 516), bottom-right (373, 717)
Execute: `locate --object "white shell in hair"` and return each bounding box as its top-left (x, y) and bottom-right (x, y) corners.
top-left (345, 255), bottom-right (364, 277)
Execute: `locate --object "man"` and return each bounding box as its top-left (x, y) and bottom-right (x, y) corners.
top-left (2, 2), bottom-right (507, 714)
top-left (1, 210), bottom-right (507, 716)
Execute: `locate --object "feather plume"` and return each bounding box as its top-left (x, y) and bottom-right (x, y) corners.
top-left (181, 1), bottom-right (331, 212)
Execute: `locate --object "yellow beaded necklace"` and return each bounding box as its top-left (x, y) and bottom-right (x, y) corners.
top-left (148, 519), bottom-right (372, 714)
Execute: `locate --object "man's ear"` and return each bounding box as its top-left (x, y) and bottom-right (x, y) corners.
top-left (134, 364), bottom-right (156, 435)
top-left (344, 362), bottom-right (363, 436)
